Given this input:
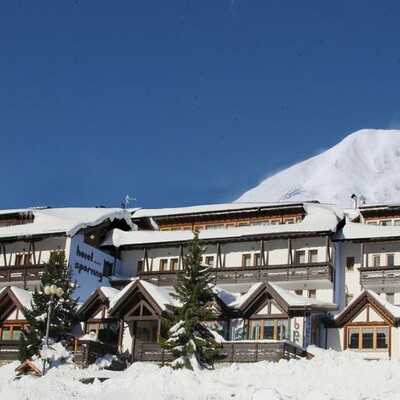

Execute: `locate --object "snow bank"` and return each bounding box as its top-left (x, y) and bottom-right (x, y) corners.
top-left (2, 349), bottom-right (400, 399)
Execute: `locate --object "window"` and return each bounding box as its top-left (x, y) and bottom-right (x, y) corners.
top-left (226, 223), bottom-right (236, 229)
top-left (372, 255), bottom-right (381, 267)
top-left (159, 259), bottom-right (168, 271)
top-left (346, 257), bottom-right (355, 271)
top-left (308, 250), bottom-right (318, 263)
top-left (347, 326), bottom-right (389, 350)
top-left (249, 319), bottom-right (289, 340)
top-left (308, 290), bottom-right (316, 299)
top-left (137, 260), bottom-right (143, 273)
top-left (386, 293), bottom-right (395, 304)
top-left (0, 325), bottom-right (23, 341)
top-left (345, 294), bottom-right (354, 306)
top-left (387, 254), bottom-right (395, 267)
top-left (170, 258), bottom-right (179, 271)
top-left (394, 220), bottom-right (400, 226)
top-left (367, 221), bottom-right (378, 225)
top-left (15, 254), bottom-right (23, 265)
top-left (254, 253), bottom-right (262, 267)
top-left (242, 254), bottom-right (252, 267)
top-left (285, 218), bottom-right (295, 224)
top-left (204, 256), bottom-right (214, 268)
top-left (85, 321), bottom-right (120, 345)
top-left (295, 250), bottom-right (306, 264)
top-left (295, 290), bottom-right (303, 296)
top-left (238, 222), bottom-right (249, 227)
top-left (381, 220), bottom-right (392, 226)
top-left (205, 224), bottom-right (224, 230)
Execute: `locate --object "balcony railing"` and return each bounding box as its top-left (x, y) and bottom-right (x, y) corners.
top-left (0, 265), bottom-right (45, 286)
top-left (359, 265), bottom-right (400, 287)
top-left (139, 262), bottom-right (333, 287)
top-left (134, 340), bottom-right (311, 363)
top-left (0, 340), bottom-right (20, 363)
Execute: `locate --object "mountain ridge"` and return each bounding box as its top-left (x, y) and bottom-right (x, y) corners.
top-left (236, 129), bottom-right (400, 207)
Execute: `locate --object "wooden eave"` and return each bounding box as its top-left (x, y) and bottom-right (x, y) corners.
top-left (115, 230), bottom-right (331, 251)
top-left (351, 236), bottom-right (400, 244)
top-left (360, 205), bottom-right (400, 219)
top-left (335, 291), bottom-right (399, 327)
top-left (141, 204), bottom-right (307, 227)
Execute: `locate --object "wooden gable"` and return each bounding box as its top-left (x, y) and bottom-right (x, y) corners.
top-left (77, 288), bottom-right (111, 322)
top-left (0, 287), bottom-right (27, 324)
top-left (253, 297), bottom-right (287, 318)
top-left (108, 281), bottom-right (164, 320)
top-left (335, 291), bottom-right (398, 327)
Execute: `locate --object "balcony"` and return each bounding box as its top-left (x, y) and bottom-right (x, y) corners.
top-left (359, 265), bottom-right (400, 288)
top-left (0, 265), bottom-right (45, 286)
top-left (138, 262), bottom-right (333, 287)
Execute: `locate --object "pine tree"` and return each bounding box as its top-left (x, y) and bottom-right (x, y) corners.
top-left (161, 235), bottom-right (221, 370)
top-left (19, 252), bottom-right (78, 360)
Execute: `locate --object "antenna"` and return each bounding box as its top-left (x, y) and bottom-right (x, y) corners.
top-left (121, 194), bottom-right (137, 208)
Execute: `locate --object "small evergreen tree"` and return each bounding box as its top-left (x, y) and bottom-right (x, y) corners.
top-left (161, 235), bottom-right (221, 370)
top-left (19, 252), bottom-right (78, 360)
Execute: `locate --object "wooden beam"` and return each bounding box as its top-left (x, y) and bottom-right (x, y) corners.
top-left (287, 238), bottom-right (292, 264)
top-left (260, 240), bottom-right (266, 266)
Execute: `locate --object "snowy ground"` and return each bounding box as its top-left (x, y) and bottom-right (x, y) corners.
top-left (1, 349), bottom-right (400, 400)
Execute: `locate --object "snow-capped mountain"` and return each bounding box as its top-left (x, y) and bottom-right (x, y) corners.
top-left (236, 129), bottom-right (400, 207)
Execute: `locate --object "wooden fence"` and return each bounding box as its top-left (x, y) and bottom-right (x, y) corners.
top-left (135, 340), bottom-right (310, 363)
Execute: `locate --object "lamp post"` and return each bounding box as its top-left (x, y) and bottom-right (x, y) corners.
top-left (42, 284), bottom-right (64, 376)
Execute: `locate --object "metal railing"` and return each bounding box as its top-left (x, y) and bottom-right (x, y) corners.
top-left (139, 263), bottom-right (333, 286)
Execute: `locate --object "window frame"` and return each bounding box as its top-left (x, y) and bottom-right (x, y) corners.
top-left (346, 325), bottom-right (389, 351)
top-left (159, 258), bottom-right (168, 271)
top-left (242, 253), bottom-right (252, 267)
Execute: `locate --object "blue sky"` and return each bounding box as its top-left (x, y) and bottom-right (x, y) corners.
top-left (1, 1), bottom-right (400, 209)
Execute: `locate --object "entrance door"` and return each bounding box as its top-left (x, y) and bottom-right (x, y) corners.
top-left (132, 320), bottom-right (159, 361)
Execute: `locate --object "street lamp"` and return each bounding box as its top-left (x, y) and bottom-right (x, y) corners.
top-left (42, 284), bottom-right (64, 376)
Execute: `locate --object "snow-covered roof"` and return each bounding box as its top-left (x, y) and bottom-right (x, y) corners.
top-left (228, 283), bottom-right (264, 308)
top-left (9, 286), bottom-right (32, 310)
top-left (99, 286), bottom-right (120, 302)
top-left (212, 286), bottom-right (240, 306)
top-left (335, 290), bottom-right (400, 324)
top-left (0, 207), bottom-right (134, 239)
top-left (109, 279), bottom-right (179, 313)
top-left (140, 280), bottom-right (180, 311)
top-left (334, 221), bottom-right (400, 240)
top-left (367, 290), bottom-right (400, 318)
top-left (268, 283), bottom-right (337, 310)
top-left (102, 203), bottom-right (344, 248)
